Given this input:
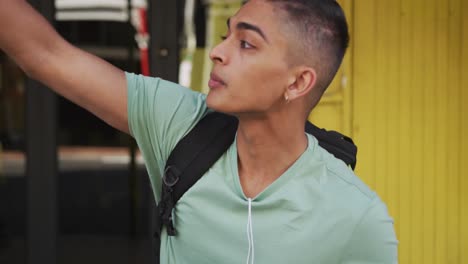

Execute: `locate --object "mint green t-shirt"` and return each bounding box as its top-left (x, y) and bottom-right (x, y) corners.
top-left (126, 73), bottom-right (398, 264)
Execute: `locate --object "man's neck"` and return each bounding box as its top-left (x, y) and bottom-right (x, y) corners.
top-left (236, 116), bottom-right (308, 198)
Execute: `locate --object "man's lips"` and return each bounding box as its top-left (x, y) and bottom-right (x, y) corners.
top-left (208, 73), bottom-right (226, 89)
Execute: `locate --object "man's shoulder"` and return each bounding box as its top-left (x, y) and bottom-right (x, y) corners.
top-left (126, 72), bottom-right (205, 98)
top-left (125, 72), bottom-right (210, 200)
top-left (306, 136), bottom-right (380, 212)
top-left (312, 144), bottom-right (397, 254)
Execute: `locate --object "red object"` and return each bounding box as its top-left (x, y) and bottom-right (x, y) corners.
top-left (140, 47), bottom-right (149, 76)
top-left (136, 8), bottom-right (150, 76)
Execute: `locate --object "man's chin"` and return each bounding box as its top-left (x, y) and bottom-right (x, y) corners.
top-left (206, 97), bottom-right (233, 115)
top-left (206, 100), bottom-right (225, 112)
top-left (206, 93), bottom-right (221, 109)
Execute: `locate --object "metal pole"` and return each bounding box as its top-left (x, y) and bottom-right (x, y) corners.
top-left (148, 0), bottom-right (181, 262)
top-left (25, 1), bottom-right (58, 264)
top-left (148, 0), bottom-right (181, 81)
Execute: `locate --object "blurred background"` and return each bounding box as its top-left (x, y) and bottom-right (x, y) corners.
top-left (0, 0), bottom-right (467, 263)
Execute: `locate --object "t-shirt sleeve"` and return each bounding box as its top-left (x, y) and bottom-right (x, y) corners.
top-left (339, 197), bottom-right (399, 264)
top-left (126, 72), bottom-right (210, 202)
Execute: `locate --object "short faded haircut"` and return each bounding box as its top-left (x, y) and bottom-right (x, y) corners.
top-left (267, 0), bottom-right (349, 93)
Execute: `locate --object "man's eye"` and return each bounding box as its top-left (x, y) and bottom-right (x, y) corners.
top-left (240, 40), bottom-right (253, 49)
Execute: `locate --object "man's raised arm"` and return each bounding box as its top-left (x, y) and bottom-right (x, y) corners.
top-left (0, 0), bottom-right (129, 133)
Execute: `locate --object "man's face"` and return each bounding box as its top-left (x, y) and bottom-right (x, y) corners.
top-left (206, 0), bottom-right (293, 116)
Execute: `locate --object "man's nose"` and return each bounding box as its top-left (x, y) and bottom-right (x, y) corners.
top-left (209, 41), bottom-right (228, 65)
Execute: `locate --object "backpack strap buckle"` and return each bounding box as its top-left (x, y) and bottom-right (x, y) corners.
top-left (163, 165), bottom-right (180, 187)
top-left (159, 166), bottom-right (181, 236)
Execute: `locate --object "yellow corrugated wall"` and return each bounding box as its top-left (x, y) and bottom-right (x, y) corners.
top-left (351, 0), bottom-right (468, 263)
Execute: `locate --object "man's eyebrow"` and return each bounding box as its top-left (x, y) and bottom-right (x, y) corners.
top-left (226, 17), bottom-right (269, 43)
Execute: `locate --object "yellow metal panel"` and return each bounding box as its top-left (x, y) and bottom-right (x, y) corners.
top-left (410, 0), bottom-right (425, 261)
top-left (422, 1), bottom-right (437, 263)
top-left (383, 0), bottom-right (400, 250)
top-left (373, 0), bottom-right (388, 202)
top-left (352, 0), bottom-right (377, 187)
top-left (398, 1), bottom-right (412, 263)
top-left (309, 100), bottom-right (343, 131)
top-left (461, 1), bottom-right (468, 263)
top-left (434, 1), bottom-right (449, 263)
top-left (185, 48), bottom-right (206, 92)
top-left (353, 0), bottom-right (467, 263)
top-left (446, 0), bottom-right (461, 262)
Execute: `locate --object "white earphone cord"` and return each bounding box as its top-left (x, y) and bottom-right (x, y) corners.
top-left (246, 198), bottom-right (255, 264)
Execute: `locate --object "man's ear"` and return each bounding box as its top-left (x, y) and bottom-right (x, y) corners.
top-left (285, 67), bottom-right (317, 101)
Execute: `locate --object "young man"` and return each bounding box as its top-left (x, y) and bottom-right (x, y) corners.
top-left (0, 0), bottom-right (398, 263)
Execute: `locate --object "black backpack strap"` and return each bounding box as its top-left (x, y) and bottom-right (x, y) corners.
top-left (157, 112), bottom-right (238, 237)
top-left (305, 121), bottom-right (357, 170)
